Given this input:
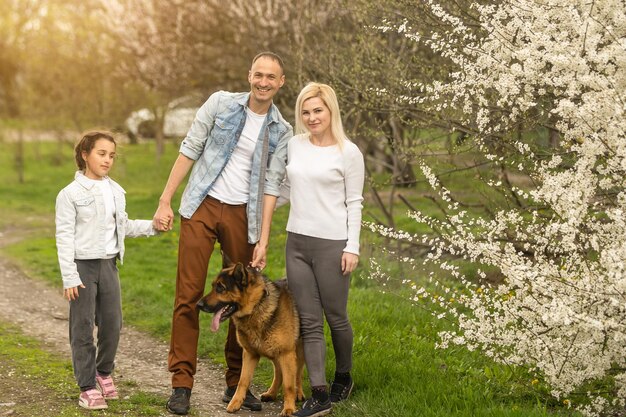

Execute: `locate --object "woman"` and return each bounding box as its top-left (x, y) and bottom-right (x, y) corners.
top-left (283, 82), bottom-right (365, 417)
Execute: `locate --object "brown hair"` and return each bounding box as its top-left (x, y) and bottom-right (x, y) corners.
top-left (251, 51), bottom-right (285, 74)
top-left (74, 130), bottom-right (116, 171)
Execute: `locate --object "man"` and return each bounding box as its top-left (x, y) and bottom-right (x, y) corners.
top-left (153, 52), bottom-right (292, 416)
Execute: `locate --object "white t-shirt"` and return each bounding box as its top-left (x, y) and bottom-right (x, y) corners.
top-left (284, 134), bottom-right (365, 254)
top-left (209, 108), bottom-right (265, 204)
top-left (86, 177), bottom-right (119, 257)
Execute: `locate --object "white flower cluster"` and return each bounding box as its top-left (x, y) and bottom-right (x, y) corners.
top-left (373, 0), bottom-right (626, 415)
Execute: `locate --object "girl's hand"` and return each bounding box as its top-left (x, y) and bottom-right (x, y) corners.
top-left (153, 204), bottom-right (174, 231)
top-left (64, 284), bottom-right (85, 301)
top-left (341, 252), bottom-right (359, 275)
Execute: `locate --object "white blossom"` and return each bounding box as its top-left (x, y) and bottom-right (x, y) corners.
top-left (372, 0), bottom-right (626, 414)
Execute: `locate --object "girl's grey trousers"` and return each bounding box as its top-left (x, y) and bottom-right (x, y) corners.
top-left (70, 258), bottom-right (122, 391)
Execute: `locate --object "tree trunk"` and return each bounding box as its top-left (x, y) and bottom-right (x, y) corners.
top-left (15, 129), bottom-right (24, 184)
top-left (548, 128), bottom-right (560, 148)
top-left (0, 62), bottom-right (20, 118)
top-left (154, 107), bottom-right (166, 162)
top-left (53, 130), bottom-right (65, 166)
top-left (388, 117), bottom-right (416, 187)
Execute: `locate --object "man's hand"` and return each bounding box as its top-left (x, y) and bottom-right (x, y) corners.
top-left (152, 154), bottom-right (195, 232)
top-left (251, 243), bottom-right (267, 270)
top-left (341, 252), bottom-right (359, 275)
top-left (153, 203), bottom-right (174, 231)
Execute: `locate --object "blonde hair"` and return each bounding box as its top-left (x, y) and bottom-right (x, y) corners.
top-left (295, 82), bottom-right (348, 150)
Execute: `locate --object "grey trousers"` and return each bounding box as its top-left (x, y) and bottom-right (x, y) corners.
top-left (286, 232), bottom-right (353, 387)
top-left (70, 258), bottom-right (122, 391)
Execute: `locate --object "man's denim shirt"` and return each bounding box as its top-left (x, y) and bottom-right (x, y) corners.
top-left (178, 91), bottom-right (292, 244)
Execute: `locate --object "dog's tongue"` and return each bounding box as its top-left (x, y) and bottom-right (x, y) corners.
top-left (211, 307), bottom-right (225, 332)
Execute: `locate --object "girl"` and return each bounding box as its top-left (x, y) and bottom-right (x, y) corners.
top-left (55, 130), bottom-right (159, 410)
top-left (282, 83), bottom-right (365, 417)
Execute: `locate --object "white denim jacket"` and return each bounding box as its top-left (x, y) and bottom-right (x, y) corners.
top-left (55, 171), bottom-right (157, 289)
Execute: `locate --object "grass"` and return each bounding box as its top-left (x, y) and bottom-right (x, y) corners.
top-left (0, 140), bottom-right (579, 416)
top-left (0, 320), bottom-right (166, 416)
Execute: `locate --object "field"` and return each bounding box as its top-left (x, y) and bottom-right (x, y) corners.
top-left (0, 139), bottom-right (577, 417)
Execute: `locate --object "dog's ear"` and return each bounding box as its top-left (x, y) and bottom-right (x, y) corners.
top-left (233, 262), bottom-right (248, 289)
top-left (221, 250), bottom-right (234, 268)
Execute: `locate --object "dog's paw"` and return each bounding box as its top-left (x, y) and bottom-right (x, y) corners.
top-left (280, 406), bottom-right (295, 417)
top-left (226, 399), bottom-right (242, 413)
top-left (296, 390), bottom-right (305, 402)
top-left (260, 391), bottom-right (276, 402)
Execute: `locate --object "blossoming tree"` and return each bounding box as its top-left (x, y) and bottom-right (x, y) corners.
top-left (369, 1), bottom-right (626, 415)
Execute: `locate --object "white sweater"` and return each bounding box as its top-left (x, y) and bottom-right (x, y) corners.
top-left (283, 134), bottom-right (365, 254)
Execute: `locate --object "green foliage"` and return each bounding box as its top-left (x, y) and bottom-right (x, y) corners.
top-left (0, 141), bottom-right (579, 416)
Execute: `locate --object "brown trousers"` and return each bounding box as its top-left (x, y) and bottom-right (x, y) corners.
top-left (168, 196), bottom-right (254, 389)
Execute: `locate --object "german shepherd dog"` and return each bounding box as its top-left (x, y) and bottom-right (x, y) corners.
top-left (197, 262), bottom-right (305, 416)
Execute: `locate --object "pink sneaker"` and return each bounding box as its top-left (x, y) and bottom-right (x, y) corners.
top-left (96, 373), bottom-right (119, 400)
top-left (79, 388), bottom-right (107, 410)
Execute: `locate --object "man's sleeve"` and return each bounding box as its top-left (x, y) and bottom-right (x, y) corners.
top-left (179, 92), bottom-right (221, 161)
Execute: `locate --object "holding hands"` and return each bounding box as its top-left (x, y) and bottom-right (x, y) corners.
top-left (153, 203), bottom-right (174, 232)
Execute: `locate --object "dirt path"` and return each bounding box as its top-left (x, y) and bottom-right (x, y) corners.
top-left (0, 230), bottom-right (283, 417)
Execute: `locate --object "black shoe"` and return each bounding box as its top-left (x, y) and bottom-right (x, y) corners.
top-left (166, 387), bottom-right (191, 415)
top-left (222, 386), bottom-right (262, 411)
top-left (329, 378), bottom-right (354, 403)
top-left (293, 397), bottom-right (332, 417)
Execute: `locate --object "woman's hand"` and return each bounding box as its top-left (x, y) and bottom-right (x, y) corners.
top-left (341, 252), bottom-right (359, 275)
